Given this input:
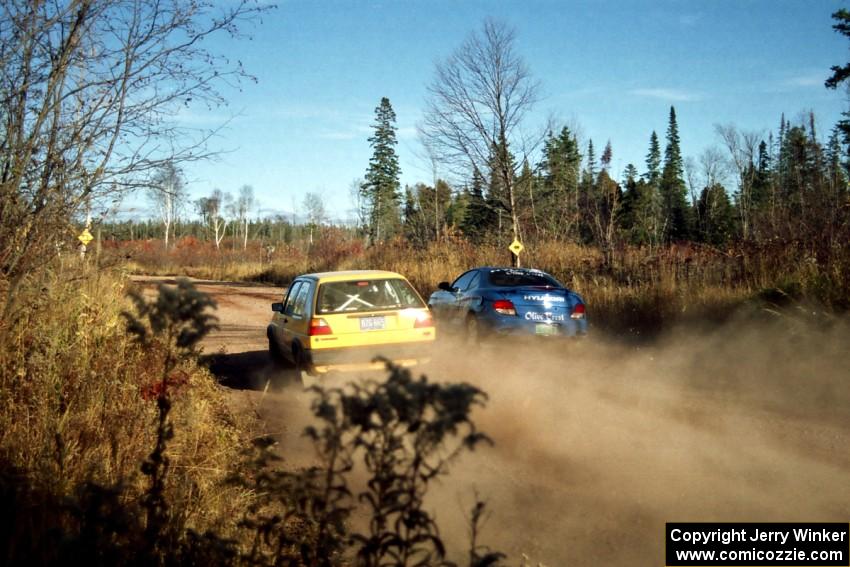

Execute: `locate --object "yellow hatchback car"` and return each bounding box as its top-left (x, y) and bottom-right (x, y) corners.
top-left (267, 270), bottom-right (435, 381)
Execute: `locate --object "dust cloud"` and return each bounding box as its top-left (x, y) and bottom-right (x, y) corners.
top-left (419, 312), bottom-right (850, 565)
top-left (229, 300), bottom-right (850, 566)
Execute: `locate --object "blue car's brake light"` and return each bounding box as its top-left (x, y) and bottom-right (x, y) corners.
top-left (492, 299), bottom-right (517, 316)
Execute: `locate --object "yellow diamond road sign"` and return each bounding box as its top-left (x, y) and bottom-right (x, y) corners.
top-left (508, 239), bottom-right (524, 256)
top-left (78, 228), bottom-right (93, 247)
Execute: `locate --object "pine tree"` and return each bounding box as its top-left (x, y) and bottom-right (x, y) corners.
top-left (751, 141), bottom-right (772, 210)
top-left (600, 140), bottom-right (613, 172)
top-left (537, 127), bottom-right (582, 238)
top-left (485, 141), bottom-right (517, 244)
top-left (623, 164), bottom-right (639, 186)
top-left (402, 185), bottom-right (422, 245)
top-left (584, 139), bottom-right (597, 181)
top-left (644, 131), bottom-right (661, 184)
top-left (577, 139), bottom-right (597, 243)
top-left (660, 106), bottom-right (692, 240)
top-left (590, 167), bottom-right (622, 262)
top-left (777, 114), bottom-right (789, 189)
top-left (627, 133), bottom-right (664, 247)
top-left (361, 97), bottom-right (402, 243)
top-left (697, 184), bottom-right (735, 246)
top-left (824, 9), bottom-right (850, 200)
top-left (445, 186), bottom-right (470, 230)
top-left (460, 168), bottom-right (495, 243)
top-left (515, 159), bottom-right (538, 237)
top-left (744, 139), bottom-right (775, 239)
top-left (827, 127), bottom-right (848, 195)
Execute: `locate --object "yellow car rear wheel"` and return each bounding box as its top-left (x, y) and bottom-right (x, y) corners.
top-left (292, 344), bottom-right (315, 388)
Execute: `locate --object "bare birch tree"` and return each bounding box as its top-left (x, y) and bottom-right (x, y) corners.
top-left (419, 19), bottom-right (540, 266)
top-left (0, 0), bottom-right (270, 315)
top-left (235, 185), bottom-right (255, 250)
top-left (303, 192), bottom-right (327, 245)
top-left (715, 124), bottom-right (762, 240)
top-left (197, 189), bottom-right (230, 250)
top-left (147, 163), bottom-right (186, 250)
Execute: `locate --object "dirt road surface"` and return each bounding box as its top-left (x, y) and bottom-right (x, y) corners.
top-left (136, 276), bottom-right (850, 566)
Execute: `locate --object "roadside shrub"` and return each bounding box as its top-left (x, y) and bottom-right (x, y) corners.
top-left (0, 270), bottom-right (251, 564)
top-left (228, 360), bottom-right (497, 566)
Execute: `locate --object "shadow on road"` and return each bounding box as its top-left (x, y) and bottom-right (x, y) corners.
top-left (203, 350), bottom-right (300, 391)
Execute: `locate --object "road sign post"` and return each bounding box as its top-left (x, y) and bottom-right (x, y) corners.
top-left (508, 239), bottom-right (524, 267)
top-left (78, 228), bottom-right (93, 259)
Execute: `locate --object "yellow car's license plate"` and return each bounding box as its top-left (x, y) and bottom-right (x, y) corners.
top-left (360, 316), bottom-right (385, 331)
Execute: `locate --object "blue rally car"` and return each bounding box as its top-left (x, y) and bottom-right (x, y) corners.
top-left (427, 267), bottom-right (587, 342)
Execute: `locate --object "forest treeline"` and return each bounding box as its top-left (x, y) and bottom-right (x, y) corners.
top-left (113, 106), bottom-right (849, 268)
top-left (402, 108), bottom-right (849, 257)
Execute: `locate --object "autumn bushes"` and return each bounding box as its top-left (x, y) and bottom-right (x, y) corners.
top-left (0, 269), bottom-right (251, 562)
top-left (116, 232), bottom-right (850, 339)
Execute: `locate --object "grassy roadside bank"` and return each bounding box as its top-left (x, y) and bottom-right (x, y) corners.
top-left (0, 268), bottom-right (255, 562)
top-left (116, 237), bottom-right (849, 340)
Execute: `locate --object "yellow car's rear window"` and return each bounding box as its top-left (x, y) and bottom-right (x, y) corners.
top-left (317, 279), bottom-right (424, 314)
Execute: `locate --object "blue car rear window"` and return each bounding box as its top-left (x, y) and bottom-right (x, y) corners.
top-left (487, 270), bottom-right (560, 287)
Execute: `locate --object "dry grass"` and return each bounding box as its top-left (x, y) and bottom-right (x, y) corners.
top-left (109, 232), bottom-right (850, 338)
top-left (0, 267), bottom-right (252, 541)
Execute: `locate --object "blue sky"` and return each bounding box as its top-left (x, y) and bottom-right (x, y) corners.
top-left (139, 0), bottom-right (849, 221)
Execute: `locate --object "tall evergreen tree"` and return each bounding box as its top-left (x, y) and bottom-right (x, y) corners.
top-left (744, 139), bottom-right (775, 239)
top-left (537, 127), bottom-right (582, 238)
top-left (578, 139), bottom-right (597, 243)
top-left (402, 185), bottom-right (422, 245)
top-left (827, 127), bottom-right (848, 195)
top-left (485, 141), bottom-right (517, 244)
top-left (361, 97), bottom-right (402, 243)
top-left (445, 186), bottom-right (470, 230)
top-left (600, 140), bottom-right (613, 172)
top-left (660, 106), bottom-right (692, 240)
top-left (696, 184), bottom-right (735, 246)
top-left (825, 8), bottom-right (850, 165)
top-left (590, 167), bottom-right (622, 262)
top-left (644, 131), bottom-right (661, 184)
top-left (515, 159), bottom-right (538, 237)
top-left (622, 163), bottom-right (639, 186)
top-left (585, 139), bottom-right (597, 181)
top-left (460, 168), bottom-right (495, 243)
top-left (751, 141), bottom-right (773, 210)
top-left (623, 134), bottom-right (665, 247)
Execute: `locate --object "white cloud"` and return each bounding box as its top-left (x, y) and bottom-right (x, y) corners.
top-left (784, 74), bottom-right (824, 88)
top-left (630, 88), bottom-right (703, 102)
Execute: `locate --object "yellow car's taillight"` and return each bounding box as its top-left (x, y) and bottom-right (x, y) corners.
top-left (414, 311), bottom-right (434, 328)
top-left (309, 318), bottom-right (333, 336)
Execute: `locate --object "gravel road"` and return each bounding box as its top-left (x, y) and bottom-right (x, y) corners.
top-left (135, 276), bottom-right (850, 566)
